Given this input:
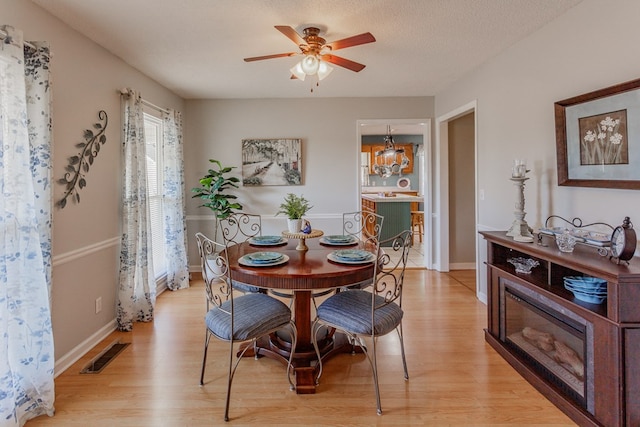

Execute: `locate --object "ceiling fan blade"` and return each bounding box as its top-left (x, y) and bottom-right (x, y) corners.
top-left (322, 54), bottom-right (366, 72)
top-left (325, 32), bottom-right (376, 51)
top-left (244, 52), bottom-right (297, 62)
top-left (275, 25), bottom-right (306, 46)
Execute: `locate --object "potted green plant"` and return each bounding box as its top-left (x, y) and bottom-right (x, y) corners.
top-left (276, 193), bottom-right (312, 232)
top-left (192, 159), bottom-right (243, 241)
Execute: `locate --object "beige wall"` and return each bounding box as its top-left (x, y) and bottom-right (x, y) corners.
top-left (436, 0), bottom-right (640, 298)
top-left (448, 113), bottom-right (475, 266)
top-left (4, 0), bottom-right (184, 370)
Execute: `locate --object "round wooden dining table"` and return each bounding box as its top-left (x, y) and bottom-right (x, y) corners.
top-left (225, 236), bottom-right (375, 394)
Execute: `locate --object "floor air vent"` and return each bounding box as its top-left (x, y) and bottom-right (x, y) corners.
top-left (80, 340), bottom-right (130, 374)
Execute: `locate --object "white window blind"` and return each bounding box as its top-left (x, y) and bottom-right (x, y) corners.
top-left (143, 112), bottom-right (166, 279)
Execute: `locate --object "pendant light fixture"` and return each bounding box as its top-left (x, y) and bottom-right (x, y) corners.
top-left (374, 125), bottom-right (409, 177)
top-left (375, 125), bottom-right (405, 157)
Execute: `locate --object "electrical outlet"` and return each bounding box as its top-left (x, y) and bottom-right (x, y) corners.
top-left (95, 297), bottom-right (102, 314)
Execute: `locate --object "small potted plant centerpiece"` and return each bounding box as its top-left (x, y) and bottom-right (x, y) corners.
top-left (191, 159), bottom-right (243, 242)
top-left (276, 193), bottom-right (312, 233)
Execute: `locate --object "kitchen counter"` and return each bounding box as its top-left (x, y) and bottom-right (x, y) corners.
top-left (361, 193), bottom-right (424, 203)
top-left (361, 194), bottom-right (422, 244)
top-left (361, 186), bottom-right (415, 194)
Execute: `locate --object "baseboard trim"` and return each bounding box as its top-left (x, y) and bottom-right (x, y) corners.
top-left (54, 320), bottom-right (117, 377)
top-left (450, 262), bottom-right (476, 270)
top-left (477, 291), bottom-right (488, 305)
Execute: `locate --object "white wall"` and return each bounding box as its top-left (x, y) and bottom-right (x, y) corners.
top-left (4, 0), bottom-right (184, 371)
top-left (184, 97), bottom-right (434, 267)
top-left (435, 0), bottom-right (640, 297)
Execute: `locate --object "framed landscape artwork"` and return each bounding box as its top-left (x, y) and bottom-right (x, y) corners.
top-left (555, 78), bottom-right (640, 189)
top-left (241, 138), bottom-right (302, 186)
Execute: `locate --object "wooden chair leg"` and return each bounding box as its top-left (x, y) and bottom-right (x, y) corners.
top-left (410, 211), bottom-right (424, 245)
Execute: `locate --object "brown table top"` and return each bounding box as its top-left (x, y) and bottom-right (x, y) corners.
top-left (226, 239), bottom-right (375, 291)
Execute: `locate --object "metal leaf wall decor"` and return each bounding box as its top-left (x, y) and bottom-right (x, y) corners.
top-left (57, 110), bottom-right (108, 208)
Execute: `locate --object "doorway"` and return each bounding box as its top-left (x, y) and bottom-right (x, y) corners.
top-left (434, 101), bottom-right (478, 291)
top-left (448, 112), bottom-right (476, 270)
top-left (357, 119), bottom-right (432, 268)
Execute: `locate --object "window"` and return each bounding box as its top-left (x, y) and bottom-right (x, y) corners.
top-left (144, 111), bottom-right (166, 280)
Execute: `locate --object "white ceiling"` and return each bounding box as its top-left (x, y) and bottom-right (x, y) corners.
top-left (32, 0), bottom-right (581, 100)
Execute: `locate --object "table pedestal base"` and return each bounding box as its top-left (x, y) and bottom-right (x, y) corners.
top-left (241, 330), bottom-right (362, 394)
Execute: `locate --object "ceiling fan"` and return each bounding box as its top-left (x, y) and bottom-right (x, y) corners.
top-left (244, 26), bottom-right (376, 80)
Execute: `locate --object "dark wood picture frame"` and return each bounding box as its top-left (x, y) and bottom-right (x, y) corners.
top-left (555, 78), bottom-right (640, 189)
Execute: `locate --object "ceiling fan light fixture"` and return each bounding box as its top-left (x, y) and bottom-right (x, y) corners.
top-left (317, 61), bottom-right (333, 80)
top-left (290, 62), bottom-right (306, 80)
top-left (300, 54), bottom-right (320, 75)
top-left (245, 26), bottom-right (375, 87)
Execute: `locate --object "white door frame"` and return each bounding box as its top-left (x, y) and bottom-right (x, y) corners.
top-left (434, 101), bottom-right (478, 273)
top-left (357, 118), bottom-right (432, 268)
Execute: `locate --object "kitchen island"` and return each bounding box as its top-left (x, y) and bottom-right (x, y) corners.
top-left (361, 193), bottom-right (423, 243)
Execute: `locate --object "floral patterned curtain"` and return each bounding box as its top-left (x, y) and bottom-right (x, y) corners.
top-left (162, 110), bottom-right (189, 290)
top-left (0, 25), bottom-right (55, 426)
top-left (117, 90), bottom-right (156, 331)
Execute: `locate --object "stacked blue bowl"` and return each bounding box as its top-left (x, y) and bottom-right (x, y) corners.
top-left (563, 276), bottom-right (607, 304)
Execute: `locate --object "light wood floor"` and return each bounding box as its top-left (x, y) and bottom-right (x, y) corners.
top-left (27, 270), bottom-right (576, 426)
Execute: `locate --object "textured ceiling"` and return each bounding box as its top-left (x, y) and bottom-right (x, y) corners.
top-left (32, 0), bottom-right (581, 99)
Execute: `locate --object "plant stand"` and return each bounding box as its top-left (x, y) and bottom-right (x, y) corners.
top-left (282, 229), bottom-right (323, 251)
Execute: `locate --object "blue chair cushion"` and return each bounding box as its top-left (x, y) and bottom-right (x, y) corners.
top-left (317, 290), bottom-right (403, 336)
top-left (206, 293), bottom-right (291, 341)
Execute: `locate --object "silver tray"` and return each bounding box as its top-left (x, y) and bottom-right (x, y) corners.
top-left (538, 227), bottom-right (610, 248)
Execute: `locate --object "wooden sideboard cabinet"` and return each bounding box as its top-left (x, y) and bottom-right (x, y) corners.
top-left (480, 231), bottom-right (640, 427)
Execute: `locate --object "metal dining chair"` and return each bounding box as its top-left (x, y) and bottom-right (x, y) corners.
top-left (342, 210), bottom-right (384, 251)
top-left (196, 232), bottom-right (297, 421)
top-left (220, 213), bottom-right (297, 303)
top-left (311, 229), bottom-right (412, 415)
top-left (219, 212), bottom-right (263, 246)
top-left (219, 213), bottom-right (264, 293)
top-left (341, 210), bottom-right (384, 290)
top-left (305, 211), bottom-right (385, 305)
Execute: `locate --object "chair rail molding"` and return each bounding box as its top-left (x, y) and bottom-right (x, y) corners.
top-left (52, 236), bottom-right (120, 267)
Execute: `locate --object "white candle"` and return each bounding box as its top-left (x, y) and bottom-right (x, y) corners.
top-left (512, 159), bottom-right (526, 178)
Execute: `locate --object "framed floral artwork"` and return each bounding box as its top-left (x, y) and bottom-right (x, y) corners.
top-left (241, 138), bottom-right (302, 186)
top-left (555, 78), bottom-right (640, 189)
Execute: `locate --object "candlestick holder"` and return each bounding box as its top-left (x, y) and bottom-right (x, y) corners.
top-left (506, 172), bottom-right (534, 241)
